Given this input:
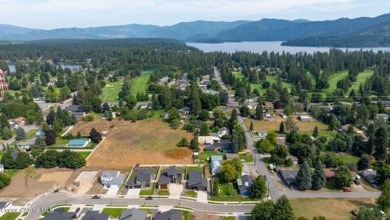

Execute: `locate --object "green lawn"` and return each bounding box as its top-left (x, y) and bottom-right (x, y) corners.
top-left (131, 71), bottom-right (152, 95)
top-left (0, 212), bottom-right (20, 220)
top-left (140, 183), bottom-right (156, 196)
top-left (348, 70), bottom-right (374, 94)
top-left (100, 80), bottom-right (123, 103)
top-left (101, 208), bottom-right (127, 218)
top-left (217, 182), bottom-right (238, 197)
top-left (323, 71), bottom-right (348, 94)
top-left (158, 190), bottom-right (170, 195)
top-left (332, 153), bottom-right (360, 164)
top-left (76, 151), bottom-right (92, 159)
top-left (197, 151), bottom-right (225, 164)
top-left (240, 154), bottom-right (254, 162)
top-left (183, 190), bottom-right (197, 197)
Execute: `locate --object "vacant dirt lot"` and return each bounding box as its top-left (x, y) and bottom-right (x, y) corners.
top-left (0, 168), bottom-right (74, 205)
top-left (86, 119), bottom-right (193, 169)
top-left (71, 119), bottom-right (115, 135)
top-left (291, 198), bottom-right (375, 219)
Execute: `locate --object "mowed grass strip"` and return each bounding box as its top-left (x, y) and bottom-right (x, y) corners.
top-left (348, 70), bottom-right (374, 94)
top-left (290, 198), bottom-right (375, 220)
top-left (131, 71), bottom-right (152, 95)
top-left (101, 80), bottom-right (123, 103)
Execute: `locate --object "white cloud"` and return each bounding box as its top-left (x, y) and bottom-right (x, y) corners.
top-left (0, 0), bottom-right (388, 29)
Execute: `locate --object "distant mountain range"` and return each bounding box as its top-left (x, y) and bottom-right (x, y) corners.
top-left (1, 13), bottom-right (390, 47)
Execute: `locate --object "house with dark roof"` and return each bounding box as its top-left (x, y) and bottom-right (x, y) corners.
top-left (65, 105), bottom-right (87, 119)
top-left (157, 166), bottom-right (183, 189)
top-left (119, 208), bottom-right (147, 220)
top-left (0, 201), bottom-right (10, 209)
top-left (100, 171), bottom-right (125, 188)
top-left (237, 175), bottom-right (254, 196)
top-left (187, 170), bottom-right (207, 191)
top-left (126, 169), bottom-right (155, 189)
top-left (361, 169), bottom-right (377, 185)
top-left (43, 210), bottom-right (76, 220)
top-left (154, 210), bottom-right (182, 220)
top-left (279, 170), bottom-right (298, 186)
top-left (82, 211), bottom-right (110, 220)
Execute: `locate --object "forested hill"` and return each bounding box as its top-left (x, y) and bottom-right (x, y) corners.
top-left (1, 13), bottom-right (390, 47)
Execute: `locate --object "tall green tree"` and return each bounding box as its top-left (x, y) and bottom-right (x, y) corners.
top-left (374, 126), bottom-right (388, 161)
top-left (312, 159), bottom-right (326, 190)
top-left (279, 121), bottom-right (285, 133)
top-left (274, 195), bottom-right (295, 220)
top-left (190, 135), bottom-right (199, 151)
top-left (313, 126), bottom-right (319, 138)
top-left (334, 165), bottom-right (352, 189)
top-left (295, 161), bottom-right (312, 190)
top-left (376, 179), bottom-right (390, 211)
top-left (249, 175), bottom-right (268, 198)
top-left (255, 104), bottom-right (263, 120)
top-left (250, 121), bottom-right (254, 131)
top-left (251, 200), bottom-right (275, 220)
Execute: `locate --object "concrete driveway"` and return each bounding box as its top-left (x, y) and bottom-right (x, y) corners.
top-left (168, 184), bottom-right (183, 198)
top-left (196, 191), bottom-right (208, 203)
top-left (126, 189), bottom-right (141, 198)
top-left (106, 187), bottom-right (119, 196)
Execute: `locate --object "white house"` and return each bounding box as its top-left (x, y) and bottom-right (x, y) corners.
top-left (198, 136), bottom-right (220, 145)
top-left (100, 171), bottom-right (125, 188)
top-left (210, 155), bottom-right (223, 175)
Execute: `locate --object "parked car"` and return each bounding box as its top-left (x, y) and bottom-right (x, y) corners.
top-left (353, 180), bottom-right (360, 185)
top-left (343, 187), bottom-right (352, 192)
top-left (75, 207), bottom-right (81, 213)
top-left (145, 196), bottom-right (153, 200)
top-left (92, 195), bottom-right (101, 199)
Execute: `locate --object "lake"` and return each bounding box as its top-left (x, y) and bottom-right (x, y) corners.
top-left (187, 41), bottom-right (390, 54)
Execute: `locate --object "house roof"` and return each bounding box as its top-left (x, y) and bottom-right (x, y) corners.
top-left (361, 169), bottom-right (377, 183)
top-left (154, 210), bottom-right (182, 220)
top-left (0, 202), bottom-right (9, 209)
top-left (210, 155), bottom-right (223, 162)
top-left (82, 211), bottom-right (110, 220)
top-left (44, 210), bottom-right (76, 220)
top-left (65, 105), bottom-right (85, 112)
top-left (237, 175), bottom-right (253, 194)
top-left (158, 175), bottom-right (171, 185)
top-left (127, 169), bottom-right (155, 185)
top-left (187, 170), bottom-right (207, 188)
top-left (166, 166), bottom-right (182, 177)
top-left (18, 137), bottom-right (37, 146)
top-left (119, 208), bottom-right (147, 220)
top-left (101, 171), bottom-right (125, 186)
top-left (279, 170), bottom-right (298, 185)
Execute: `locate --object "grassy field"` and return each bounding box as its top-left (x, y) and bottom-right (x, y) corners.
top-left (290, 198), bottom-right (375, 220)
top-left (131, 71), bottom-right (152, 95)
top-left (332, 153), bottom-right (360, 164)
top-left (76, 151), bottom-right (92, 159)
top-left (348, 70), bottom-right (374, 94)
top-left (232, 71), bottom-right (293, 93)
top-left (100, 80), bottom-right (123, 103)
top-left (0, 212), bottom-right (20, 220)
top-left (244, 116), bottom-right (328, 133)
top-left (86, 119), bottom-right (193, 169)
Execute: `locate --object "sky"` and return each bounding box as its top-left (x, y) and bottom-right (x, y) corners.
top-left (1, 0), bottom-right (389, 29)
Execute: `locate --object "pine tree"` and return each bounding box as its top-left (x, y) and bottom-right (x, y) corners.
top-left (312, 159), bottom-right (326, 190)
top-left (279, 121), bottom-right (285, 133)
top-left (313, 126), bottom-right (319, 138)
top-left (250, 121), bottom-right (254, 131)
top-left (274, 195), bottom-right (295, 220)
top-left (255, 104), bottom-right (263, 120)
top-left (190, 135), bottom-right (199, 152)
top-left (295, 161), bottom-right (312, 190)
top-left (374, 126), bottom-right (388, 161)
top-left (249, 175), bottom-right (267, 198)
top-left (376, 179), bottom-right (390, 211)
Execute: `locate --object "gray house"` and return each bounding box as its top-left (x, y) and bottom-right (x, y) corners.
top-left (82, 211), bottom-right (110, 220)
top-left (100, 171), bottom-right (125, 188)
top-left (119, 208), bottom-right (147, 220)
top-left (361, 169), bottom-right (377, 185)
top-left (237, 175), bottom-right (254, 196)
top-left (187, 170), bottom-right (207, 191)
top-left (279, 170), bottom-right (298, 186)
top-left (126, 169), bottom-right (155, 189)
top-left (44, 210), bottom-right (76, 220)
top-left (154, 210), bottom-right (182, 220)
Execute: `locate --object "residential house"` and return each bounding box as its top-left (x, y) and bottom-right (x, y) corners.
top-left (0, 201), bottom-right (10, 209)
top-left (100, 171), bottom-right (125, 188)
top-left (8, 117), bottom-right (26, 129)
top-left (118, 208), bottom-right (147, 220)
top-left (178, 107), bottom-right (190, 115)
top-left (237, 175), bottom-right (254, 196)
top-left (279, 170), bottom-right (298, 186)
top-left (65, 105), bottom-right (87, 119)
top-left (126, 169), bottom-right (155, 189)
top-left (44, 210), bottom-right (76, 220)
top-left (18, 137), bottom-right (37, 150)
top-left (204, 139), bottom-right (231, 152)
top-left (293, 102), bottom-right (305, 111)
top-left (187, 170), bottom-right (207, 191)
top-left (82, 211), bottom-right (110, 220)
top-left (226, 153), bottom-right (239, 160)
top-left (324, 168), bottom-right (335, 180)
top-left (263, 102), bottom-right (274, 111)
top-left (154, 210), bottom-right (182, 220)
top-left (298, 115), bottom-right (314, 122)
top-left (0, 164), bottom-right (4, 173)
top-left (361, 169), bottom-right (377, 185)
top-left (217, 127), bottom-right (229, 138)
top-left (275, 109), bottom-right (284, 114)
top-left (35, 129), bottom-right (46, 137)
top-left (377, 114), bottom-right (389, 123)
top-left (198, 136), bottom-right (220, 145)
top-left (157, 166), bottom-right (183, 189)
top-left (286, 155), bottom-right (299, 165)
top-left (280, 113), bottom-right (287, 119)
top-left (245, 102), bottom-right (258, 110)
top-left (210, 155), bottom-right (223, 175)
top-left (340, 124), bottom-right (364, 135)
